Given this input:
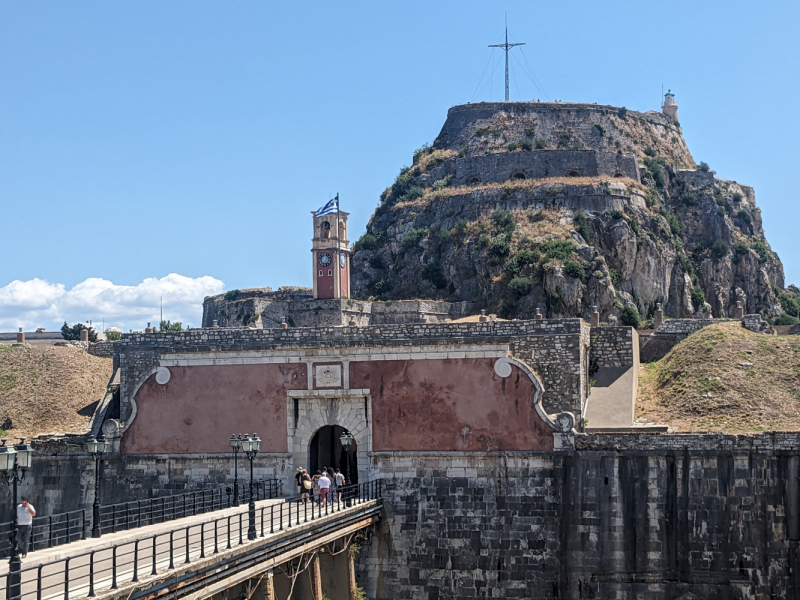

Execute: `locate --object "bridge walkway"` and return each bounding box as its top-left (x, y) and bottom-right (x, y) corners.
top-left (1, 482), bottom-right (382, 600)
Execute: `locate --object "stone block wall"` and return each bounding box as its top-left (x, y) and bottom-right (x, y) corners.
top-left (358, 435), bottom-right (800, 599)
top-left (426, 150), bottom-right (639, 186)
top-left (741, 313), bottom-right (774, 334)
top-left (88, 341), bottom-right (118, 358)
top-left (116, 319), bottom-right (590, 427)
top-left (589, 326), bottom-right (636, 369)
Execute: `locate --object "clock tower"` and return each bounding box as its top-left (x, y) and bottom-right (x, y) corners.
top-left (311, 209), bottom-right (350, 299)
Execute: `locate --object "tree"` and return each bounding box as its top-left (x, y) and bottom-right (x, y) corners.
top-left (619, 306), bottom-right (640, 328)
top-left (61, 322), bottom-right (98, 342)
top-left (159, 320), bottom-right (184, 332)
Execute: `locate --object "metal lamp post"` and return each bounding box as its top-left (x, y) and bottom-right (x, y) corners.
top-left (230, 434), bottom-right (244, 507)
top-left (0, 437), bottom-right (34, 600)
top-left (339, 431), bottom-right (353, 505)
top-left (242, 433), bottom-right (261, 540)
top-left (87, 435), bottom-right (110, 538)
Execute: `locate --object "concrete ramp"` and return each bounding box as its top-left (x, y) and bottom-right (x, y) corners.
top-left (584, 366), bottom-right (637, 428)
top-left (585, 327), bottom-right (639, 429)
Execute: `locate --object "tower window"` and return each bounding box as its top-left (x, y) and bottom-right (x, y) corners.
top-left (328, 269), bottom-right (332, 276)
top-left (319, 270), bottom-right (323, 277)
top-left (321, 221), bottom-right (331, 239)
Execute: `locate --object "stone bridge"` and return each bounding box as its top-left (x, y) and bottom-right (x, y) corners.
top-left (1, 483), bottom-right (382, 600)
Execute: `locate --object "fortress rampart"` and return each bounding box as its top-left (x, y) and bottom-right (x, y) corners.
top-left (425, 149), bottom-right (640, 185)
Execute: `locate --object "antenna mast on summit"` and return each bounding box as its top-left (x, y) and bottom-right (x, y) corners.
top-left (489, 16), bottom-right (525, 102)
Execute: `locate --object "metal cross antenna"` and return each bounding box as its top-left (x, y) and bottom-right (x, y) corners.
top-left (489, 22), bottom-right (525, 102)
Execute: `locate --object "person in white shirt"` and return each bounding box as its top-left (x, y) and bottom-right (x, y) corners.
top-left (16, 496), bottom-right (36, 557)
top-left (335, 469), bottom-right (345, 500)
top-left (318, 473), bottom-right (331, 508)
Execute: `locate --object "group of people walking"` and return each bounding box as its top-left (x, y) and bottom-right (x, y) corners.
top-left (294, 467), bottom-right (346, 506)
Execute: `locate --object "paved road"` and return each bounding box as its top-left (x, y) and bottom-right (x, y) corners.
top-left (1, 495), bottom-right (367, 600)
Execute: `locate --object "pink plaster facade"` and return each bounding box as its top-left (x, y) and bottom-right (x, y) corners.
top-left (121, 363), bottom-right (307, 454)
top-left (350, 358), bottom-right (553, 452)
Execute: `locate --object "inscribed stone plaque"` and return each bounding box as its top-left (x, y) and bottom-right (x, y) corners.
top-left (315, 364), bottom-right (342, 387)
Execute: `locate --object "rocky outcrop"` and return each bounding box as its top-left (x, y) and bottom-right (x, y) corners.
top-left (351, 102), bottom-right (785, 323)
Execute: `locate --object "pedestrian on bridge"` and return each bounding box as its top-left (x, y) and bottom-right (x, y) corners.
top-left (17, 496), bottom-right (36, 558)
top-left (334, 468), bottom-right (345, 501)
top-left (300, 469), bottom-right (312, 503)
top-left (318, 471), bottom-right (331, 509)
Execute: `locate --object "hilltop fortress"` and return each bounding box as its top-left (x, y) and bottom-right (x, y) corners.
top-left (6, 97), bottom-right (800, 600)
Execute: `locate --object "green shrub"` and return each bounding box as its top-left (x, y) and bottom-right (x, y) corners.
top-left (629, 216), bottom-right (640, 235)
top-left (534, 138), bottom-right (547, 149)
top-left (401, 185), bottom-right (424, 202)
top-left (564, 259), bottom-right (589, 281)
top-left (454, 218), bottom-right (468, 234)
top-left (617, 107), bottom-right (628, 118)
top-left (611, 210), bottom-right (625, 220)
top-left (159, 320), bottom-right (184, 332)
top-left (519, 138), bottom-right (534, 151)
top-left (643, 157), bottom-right (665, 188)
top-left (737, 209), bottom-right (753, 225)
top-left (508, 276), bottom-right (532, 296)
top-left (775, 314), bottom-right (799, 326)
top-left (354, 232), bottom-right (379, 251)
top-left (778, 291), bottom-right (800, 317)
top-left (507, 142), bottom-right (520, 151)
top-left (540, 240), bottom-right (576, 261)
top-left (412, 143), bottom-right (431, 164)
top-left (491, 209), bottom-right (516, 234)
top-left (698, 161), bottom-right (710, 172)
top-left (645, 189), bottom-right (660, 208)
top-left (372, 279), bottom-right (389, 294)
top-left (609, 268), bottom-right (619, 286)
top-left (751, 240), bottom-right (770, 263)
top-left (619, 305), bottom-right (640, 328)
top-left (573, 212), bottom-right (591, 241)
top-left (644, 146), bottom-right (656, 157)
top-left (432, 175), bottom-right (453, 190)
top-left (682, 192), bottom-right (699, 206)
top-left (732, 191), bottom-right (744, 202)
top-left (503, 249), bottom-right (537, 276)
top-left (400, 227), bottom-right (426, 250)
top-left (438, 227), bottom-right (453, 244)
top-left (488, 234), bottom-right (512, 259)
top-left (225, 289), bottom-right (240, 301)
top-left (61, 322), bottom-right (99, 342)
top-left (458, 148), bottom-right (467, 158)
top-left (691, 286), bottom-right (706, 310)
top-left (665, 213), bottom-right (682, 235)
top-left (711, 239), bottom-right (729, 259)
top-left (105, 331), bottom-right (122, 341)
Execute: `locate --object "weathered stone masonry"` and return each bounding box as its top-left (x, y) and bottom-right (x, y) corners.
top-left (358, 433), bottom-right (800, 599)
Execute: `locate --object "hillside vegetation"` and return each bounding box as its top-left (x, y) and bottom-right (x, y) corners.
top-left (0, 344), bottom-right (112, 439)
top-left (637, 323), bottom-right (800, 432)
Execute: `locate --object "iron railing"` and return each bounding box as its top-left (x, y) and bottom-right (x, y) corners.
top-left (0, 479), bottom-right (282, 558)
top-left (2, 480), bottom-right (381, 600)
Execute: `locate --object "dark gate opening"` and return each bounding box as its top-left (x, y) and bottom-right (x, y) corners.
top-left (309, 425), bottom-right (358, 485)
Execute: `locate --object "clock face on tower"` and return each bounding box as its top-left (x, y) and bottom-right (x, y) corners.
top-left (340, 253), bottom-right (347, 268)
top-left (318, 252), bottom-right (332, 267)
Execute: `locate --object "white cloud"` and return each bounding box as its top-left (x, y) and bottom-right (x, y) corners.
top-left (0, 274), bottom-right (224, 332)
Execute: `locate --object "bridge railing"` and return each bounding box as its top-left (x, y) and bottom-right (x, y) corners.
top-left (3, 480), bottom-right (381, 600)
top-left (0, 479), bottom-right (282, 559)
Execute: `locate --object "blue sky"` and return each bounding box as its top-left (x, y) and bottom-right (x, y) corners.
top-left (1, 1), bottom-right (798, 330)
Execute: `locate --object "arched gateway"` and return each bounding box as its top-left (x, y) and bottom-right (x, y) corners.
top-left (309, 425), bottom-right (358, 484)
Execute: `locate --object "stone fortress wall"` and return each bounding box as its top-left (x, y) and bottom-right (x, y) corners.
top-left (425, 149), bottom-right (640, 186)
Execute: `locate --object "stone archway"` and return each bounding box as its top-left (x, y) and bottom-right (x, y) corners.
top-left (309, 425), bottom-right (358, 484)
top-left (286, 393), bottom-right (370, 490)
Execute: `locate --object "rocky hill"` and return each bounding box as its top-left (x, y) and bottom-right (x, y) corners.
top-left (351, 101), bottom-right (787, 324)
top-left (637, 322), bottom-right (800, 432)
top-left (0, 344), bottom-right (112, 439)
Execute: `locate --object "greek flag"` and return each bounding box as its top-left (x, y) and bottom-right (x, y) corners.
top-left (315, 195), bottom-right (339, 217)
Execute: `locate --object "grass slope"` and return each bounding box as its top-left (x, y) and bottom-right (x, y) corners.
top-left (0, 345), bottom-right (113, 439)
top-left (638, 322), bottom-right (800, 432)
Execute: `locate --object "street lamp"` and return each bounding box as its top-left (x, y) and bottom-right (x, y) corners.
top-left (0, 437), bottom-right (34, 600)
top-left (230, 434), bottom-right (244, 507)
top-left (339, 431), bottom-right (353, 505)
top-left (87, 435), bottom-right (110, 538)
top-left (242, 433), bottom-right (261, 540)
